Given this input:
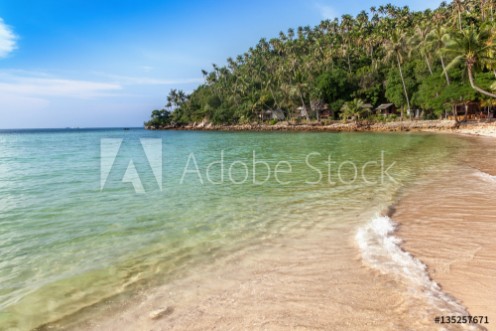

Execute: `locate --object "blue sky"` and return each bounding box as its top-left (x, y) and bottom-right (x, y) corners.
top-left (0, 0), bottom-right (442, 128)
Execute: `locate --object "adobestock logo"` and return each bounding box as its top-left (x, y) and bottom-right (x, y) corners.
top-left (100, 138), bottom-right (162, 193)
top-left (179, 150), bottom-right (398, 186)
top-left (99, 138), bottom-right (398, 192)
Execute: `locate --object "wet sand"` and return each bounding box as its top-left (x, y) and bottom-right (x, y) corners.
top-left (395, 135), bottom-right (496, 330)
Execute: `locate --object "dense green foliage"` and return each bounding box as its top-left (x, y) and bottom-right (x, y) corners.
top-left (146, 0), bottom-right (496, 127)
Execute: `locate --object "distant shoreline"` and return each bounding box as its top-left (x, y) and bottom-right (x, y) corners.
top-left (146, 119), bottom-right (456, 132)
top-left (145, 120), bottom-right (496, 137)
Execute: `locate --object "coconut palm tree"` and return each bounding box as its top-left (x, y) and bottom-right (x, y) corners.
top-left (383, 28), bottom-right (412, 116)
top-left (427, 26), bottom-right (451, 85)
top-left (444, 26), bottom-right (496, 98)
top-left (410, 21), bottom-right (434, 75)
top-left (450, 0), bottom-right (466, 31)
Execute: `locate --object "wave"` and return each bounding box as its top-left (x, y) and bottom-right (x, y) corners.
top-left (355, 214), bottom-right (471, 318)
top-left (472, 170), bottom-right (496, 183)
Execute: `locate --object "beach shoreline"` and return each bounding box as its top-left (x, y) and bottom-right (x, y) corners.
top-left (393, 133), bottom-right (496, 331)
top-left (147, 119), bottom-right (459, 132)
top-left (146, 119), bottom-right (496, 137)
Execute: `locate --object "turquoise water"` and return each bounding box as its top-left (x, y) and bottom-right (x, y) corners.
top-left (0, 129), bottom-right (466, 330)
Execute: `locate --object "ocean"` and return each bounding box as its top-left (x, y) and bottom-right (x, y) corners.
top-left (0, 128), bottom-right (486, 330)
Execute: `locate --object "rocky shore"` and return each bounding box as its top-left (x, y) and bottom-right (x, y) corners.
top-left (146, 119), bottom-right (496, 138)
top-left (146, 119), bottom-right (460, 133)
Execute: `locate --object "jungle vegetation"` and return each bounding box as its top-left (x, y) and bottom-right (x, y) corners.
top-left (146, 0), bottom-right (496, 128)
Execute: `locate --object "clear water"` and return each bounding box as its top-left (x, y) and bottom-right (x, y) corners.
top-left (0, 129), bottom-right (468, 330)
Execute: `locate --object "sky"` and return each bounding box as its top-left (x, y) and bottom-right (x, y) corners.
top-left (0, 0), bottom-right (443, 128)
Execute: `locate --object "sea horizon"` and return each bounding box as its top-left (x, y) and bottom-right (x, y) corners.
top-left (0, 127), bottom-right (144, 131)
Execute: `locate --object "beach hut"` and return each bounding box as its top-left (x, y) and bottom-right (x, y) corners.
top-left (376, 103), bottom-right (398, 116)
top-left (264, 109), bottom-right (285, 121)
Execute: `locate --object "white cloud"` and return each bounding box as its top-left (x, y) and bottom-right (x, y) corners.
top-left (315, 3), bottom-right (338, 20)
top-left (0, 69), bottom-right (201, 128)
top-left (0, 70), bottom-right (202, 102)
top-left (0, 71), bottom-right (122, 99)
top-left (0, 18), bottom-right (17, 58)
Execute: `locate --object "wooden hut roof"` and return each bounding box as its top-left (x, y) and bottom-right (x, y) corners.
top-left (376, 103), bottom-right (395, 110)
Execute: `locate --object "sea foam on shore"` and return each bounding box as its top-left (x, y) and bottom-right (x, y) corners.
top-left (356, 214), bottom-right (469, 317)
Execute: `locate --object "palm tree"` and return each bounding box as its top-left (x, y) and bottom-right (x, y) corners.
top-left (166, 89), bottom-right (188, 109)
top-left (410, 21), bottom-right (434, 75)
top-left (340, 14), bottom-right (355, 74)
top-left (383, 28), bottom-right (412, 116)
top-left (444, 26), bottom-right (496, 98)
top-left (450, 0), bottom-right (466, 31)
top-left (427, 26), bottom-right (451, 85)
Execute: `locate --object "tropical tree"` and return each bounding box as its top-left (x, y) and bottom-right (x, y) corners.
top-left (341, 98), bottom-right (367, 123)
top-left (166, 89), bottom-right (188, 109)
top-left (444, 26), bottom-right (496, 98)
top-left (383, 28), bottom-right (412, 116)
top-left (427, 26), bottom-right (452, 85)
top-left (450, 0), bottom-right (467, 31)
top-left (145, 109), bottom-right (172, 128)
top-left (410, 20), bottom-right (434, 75)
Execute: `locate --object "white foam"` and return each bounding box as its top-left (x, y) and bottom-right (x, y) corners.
top-left (473, 170), bottom-right (496, 183)
top-left (356, 215), bottom-right (470, 318)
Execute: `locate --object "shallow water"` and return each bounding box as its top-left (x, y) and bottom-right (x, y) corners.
top-left (0, 129), bottom-right (474, 330)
